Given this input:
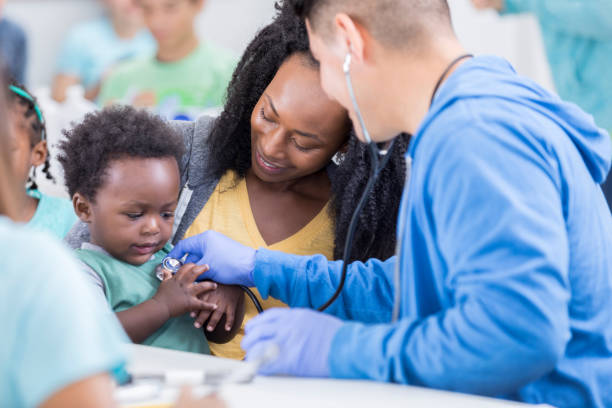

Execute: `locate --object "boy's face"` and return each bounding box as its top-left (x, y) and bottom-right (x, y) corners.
top-left (75, 157), bottom-right (180, 266)
top-left (137, 0), bottom-right (203, 50)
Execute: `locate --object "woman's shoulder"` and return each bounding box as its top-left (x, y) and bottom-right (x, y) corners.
top-left (170, 115), bottom-right (219, 188)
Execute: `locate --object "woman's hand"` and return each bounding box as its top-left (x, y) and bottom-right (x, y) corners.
top-left (192, 284), bottom-right (246, 344)
top-left (153, 263), bottom-right (218, 319)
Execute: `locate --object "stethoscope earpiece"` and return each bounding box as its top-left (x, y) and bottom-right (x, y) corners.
top-left (343, 53), bottom-right (352, 74)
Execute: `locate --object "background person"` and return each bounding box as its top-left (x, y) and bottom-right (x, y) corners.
top-left (6, 79), bottom-right (76, 238)
top-left (51, 0), bottom-right (154, 103)
top-left (0, 0), bottom-right (27, 83)
top-left (98, 0), bottom-right (235, 120)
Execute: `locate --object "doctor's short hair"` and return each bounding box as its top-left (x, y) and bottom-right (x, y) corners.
top-left (290, 0), bottom-right (453, 50)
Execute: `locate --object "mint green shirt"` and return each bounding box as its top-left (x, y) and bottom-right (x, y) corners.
top-left (0, 217), bottom-right (127, 408)
top-left (75, 244), bottom-right (210, 355)
top-left (503, 0), bottom-right (612, 131)
top-left (99, 42), bottom-right (236, 120)
top-left (27, 189), bottom-right (77, 239)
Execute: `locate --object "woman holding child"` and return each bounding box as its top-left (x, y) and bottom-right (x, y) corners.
top-left (170, 3), bottom-right (409, 359)
top-left (67, 2), bottom-right (408, 359)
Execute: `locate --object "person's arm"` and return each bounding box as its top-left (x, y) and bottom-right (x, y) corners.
top-left (255, 251), bottom-right (395, 323)
top-left (51, 74), bottom-right (81, 103)
top-left (53, 26), bottom-right (86, 103)
top-left (327, 123), bottom-right (570, 394)
top-left (39, 373), bottom-right (116, 408)
top-left (169, 231), bottom-right (395, 324)
top-left (502, 0), bottom-right (612, 39)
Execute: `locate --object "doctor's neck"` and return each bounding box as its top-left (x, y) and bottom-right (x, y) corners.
top-left (381, 35), bottom-right (468, 136)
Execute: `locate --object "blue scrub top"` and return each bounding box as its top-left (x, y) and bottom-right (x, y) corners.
top-left (0, 216), bottom-right (128, 408)
top-left (252, 56), bottom-right (612, 407)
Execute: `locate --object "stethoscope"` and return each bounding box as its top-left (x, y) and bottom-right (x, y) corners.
top-left (161, 52), bottom-right (473, 324)
top-left (317, 51), bottom-right (473, 322)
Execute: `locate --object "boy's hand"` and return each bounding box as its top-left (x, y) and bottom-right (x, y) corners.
top-left (192, 284), bottom-right (246, 344)
top-left (153, 263), bottom-right (218, 319)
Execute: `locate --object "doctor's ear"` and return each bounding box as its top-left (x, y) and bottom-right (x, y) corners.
top-left (334, 13), bottom-right (367, 64)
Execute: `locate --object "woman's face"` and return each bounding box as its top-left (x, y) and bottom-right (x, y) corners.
top-left (250, 53), bottom-right (350, 184)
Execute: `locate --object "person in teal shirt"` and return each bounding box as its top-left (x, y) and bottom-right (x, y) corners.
top-left (0, 217), bottom-right (129, 408)
top-left (6, 80), bottom-right (77, 239)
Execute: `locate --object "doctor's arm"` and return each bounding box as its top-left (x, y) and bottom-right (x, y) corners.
top-left (169, 232), bottom-right (395, 323)
top-left (327, 126), bottom-right (571, 394)
top-left (254, 250), bottom-right (394, 322)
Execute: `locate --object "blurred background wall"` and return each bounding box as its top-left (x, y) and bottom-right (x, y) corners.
top-left (5, 0), bottom-right (554, 92)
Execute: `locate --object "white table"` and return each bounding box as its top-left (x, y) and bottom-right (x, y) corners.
top-left (122, 345), bottom-right (549, 408)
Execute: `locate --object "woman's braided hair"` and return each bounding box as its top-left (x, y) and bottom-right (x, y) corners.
top-left (7, 79), bottom-right (53, 190)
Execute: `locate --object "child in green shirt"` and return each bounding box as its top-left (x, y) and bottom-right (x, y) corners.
top-left (99, 0), bottom-right (236, 120)
top-left (58, 105), bottom-right (218, 354)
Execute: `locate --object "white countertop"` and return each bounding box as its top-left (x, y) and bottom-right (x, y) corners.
top-left (120, 345), bottom-right (550, 408)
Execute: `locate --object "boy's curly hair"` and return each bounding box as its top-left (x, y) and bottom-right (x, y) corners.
top-left (58, 105), bottom-right (184, 201)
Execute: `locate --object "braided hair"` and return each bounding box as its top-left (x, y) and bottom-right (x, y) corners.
top-left (208, 1), bottom-right (409, 261)
top-left (7, 79), bottom-right (53, 190)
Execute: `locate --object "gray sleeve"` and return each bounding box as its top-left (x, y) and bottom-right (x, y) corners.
top-left (78, 260), bottom-right (112, 313)
top-left (170, 116), bottom-right (219, 243)
top-left (63, 221), bottom-right (91, 249)
top-left (168, 119), bottom-right (196, 190)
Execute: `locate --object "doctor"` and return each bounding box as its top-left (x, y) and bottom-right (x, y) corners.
top-left (170, 0), bottom-right (612, 406)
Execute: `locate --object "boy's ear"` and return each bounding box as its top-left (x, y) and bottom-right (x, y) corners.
top-left (30, 140), bottom-right (47, 167)
top-left (73, 193), bottom-right (93, 223)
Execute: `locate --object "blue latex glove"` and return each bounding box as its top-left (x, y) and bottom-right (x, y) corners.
top-left (168, 231), bottom-right (256, 286)
top-left (242, 308), bottom-right (343, 377)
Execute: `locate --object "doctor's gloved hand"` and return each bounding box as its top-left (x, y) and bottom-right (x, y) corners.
top-left (242, 308), bottom-right (343, 378)
top-left (169, 231), bottom-right (256, 287)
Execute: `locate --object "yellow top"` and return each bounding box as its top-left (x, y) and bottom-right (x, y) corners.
top-left (184, 171), bottom-right (334, 359)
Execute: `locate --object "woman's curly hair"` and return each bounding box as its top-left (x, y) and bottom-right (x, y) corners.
top-left (208, 1), bottom-right (410, 261)
top-left (58, 105), bottom-right (185, 201)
